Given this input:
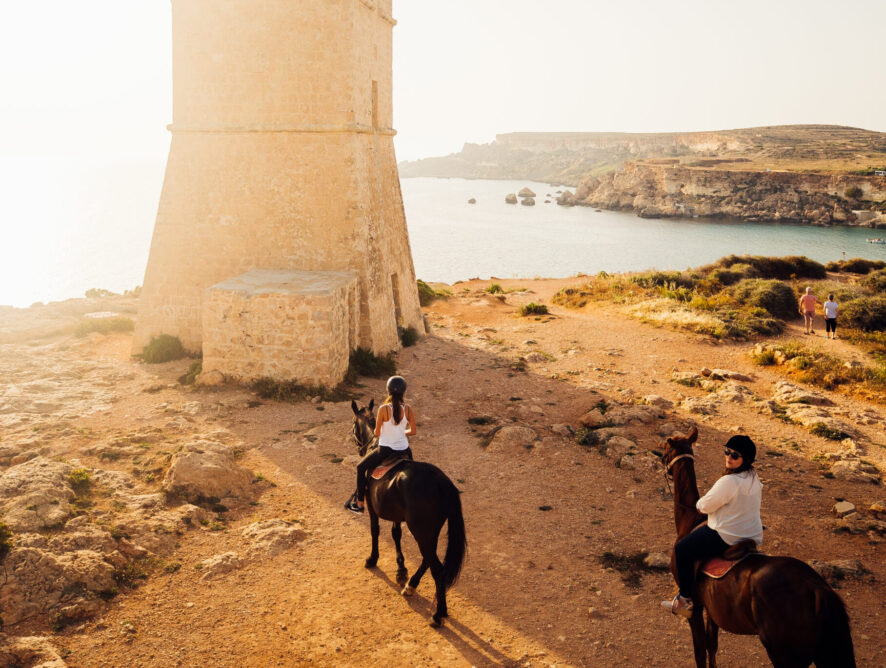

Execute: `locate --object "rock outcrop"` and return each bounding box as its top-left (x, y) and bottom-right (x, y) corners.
top-left (162, 439), bottom-right (254, 503)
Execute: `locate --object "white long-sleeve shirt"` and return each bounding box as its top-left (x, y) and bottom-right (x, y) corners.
top-left (696, 470), bottom-right (763, 545)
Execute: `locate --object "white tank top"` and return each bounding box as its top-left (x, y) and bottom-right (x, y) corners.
top-left (378, 403), bottom-right (410, 451)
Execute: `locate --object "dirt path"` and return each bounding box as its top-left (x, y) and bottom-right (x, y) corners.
top-left (3, 280), bottom-right (884, 667)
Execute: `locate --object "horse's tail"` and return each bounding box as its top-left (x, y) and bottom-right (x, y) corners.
top-left (441, 479), bottom-right (467, 590)
top-left (813, 586), bottom-right (856, 668)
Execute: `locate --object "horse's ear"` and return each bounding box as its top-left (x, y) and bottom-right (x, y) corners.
top-left (351, 399), bottom-right (359, 415)
top-left (368, 398), bottom-right (375, 412)
top-left (687, 426), bottom-right (698, 443)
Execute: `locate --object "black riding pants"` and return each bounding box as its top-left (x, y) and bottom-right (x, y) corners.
top-left (356, 446), bottom-right (413, 501)
top-left (674, 524), bottom-right (728, 598)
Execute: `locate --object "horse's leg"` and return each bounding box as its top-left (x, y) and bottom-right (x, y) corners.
top-left (364, 506), bottom-right (380, 569)
top-left (704, 612), bottom-right (719, 668)
top-left (688, 609), bottom-right (707, 668)
top-left (392, 522), bottom-right (408, 584)
top-left (410, 526), bottom-right (446, 627)
top-left (401, 559), bottom-right (427, 596)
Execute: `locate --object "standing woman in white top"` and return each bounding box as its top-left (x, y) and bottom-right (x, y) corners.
top-left (346, 376), bottom-right (416, 514)
top-left (823, 293), bottom-right (839, 339)
top-left (663, 435), bottom-right (763, 618)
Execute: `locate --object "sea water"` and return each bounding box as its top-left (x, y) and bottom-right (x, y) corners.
top-left (1, 164), bottom-right (884, 308)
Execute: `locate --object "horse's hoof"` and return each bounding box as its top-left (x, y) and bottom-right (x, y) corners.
top-left (429, 615), bottom-right (444, 628)
top-left (364, 558), bottom-right (378, 569)
top-left (396, 570), bottom-right (408, 585)
top-left (401, 585), bottom-right (415, 596)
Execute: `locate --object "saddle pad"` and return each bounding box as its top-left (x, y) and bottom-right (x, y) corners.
top-left (370, 458), bottom-right (408, 480)
top-left (701, 554), bottom-right (750, 579)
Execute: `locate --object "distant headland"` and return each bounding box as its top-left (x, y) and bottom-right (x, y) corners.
top-left (399, 125), bottom-right (886, 227)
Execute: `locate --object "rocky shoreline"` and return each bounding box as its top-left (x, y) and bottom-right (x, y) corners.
top-left (562, 162), bottom-right (886, 227)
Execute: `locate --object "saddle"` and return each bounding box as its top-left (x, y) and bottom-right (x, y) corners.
top-left (699, 539), bottom-right (759, 579)
top-left (370, 455), bottom-right (411, 480)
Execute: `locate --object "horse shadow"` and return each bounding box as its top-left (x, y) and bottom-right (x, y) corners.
top-left (370, 568), bottom-right (520, 667)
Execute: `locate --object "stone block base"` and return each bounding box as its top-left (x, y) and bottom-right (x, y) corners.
top-left (202, 269), bottom-right (359, 387)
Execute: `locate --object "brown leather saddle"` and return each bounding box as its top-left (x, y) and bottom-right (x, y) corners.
top-left (700, 539), bottom-right (759, 579)
top-left (370, 455), bottom-right (411, 480)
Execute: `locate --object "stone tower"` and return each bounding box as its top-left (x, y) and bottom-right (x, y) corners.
top-left (134, 0), bottom-right (422, 382)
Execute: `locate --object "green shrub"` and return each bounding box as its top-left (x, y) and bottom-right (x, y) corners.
top-left (752, 349), bottom-right (777, 366)
top-left (518, 302), bottom-right (549, 316)
top-left (486, 283), bottom-right (504, 294)
top-left (348, 347), bottom-right (396, 378)
top-left (178, 361), bottom-right (202, 385)
top-left (841, 296), bottom-right (886, 331)
top-left (552, 286), bottom-right (592, 308)
top-left (84, 288), bottom-right (118, 298)
top-left (74, 316), bottom-right (135, 338)
top-left (0, 522), bottom-right (13, 560)
top-left (716, 255), bottom-right (826, 280)
top-left (399, 326), bottom-right (419, 348)
top-left (731, 279), bottom-right (799, 319)
top-left (252, 378), bottom-right (344, 403)
top-left (863, 269), bottom-right (886, 293)
top-left (141, 335), bottom-right (185, 363)
top-left (70, 468), bottom-right (91, 492)
top-left (416, 279), bottom-right (448, 306)
top-left (810, 423), bottom-right (851, 441)
top-left (632, 271), bottom-right (696, 290)
top-left (825, 258), bottom-right (886, 274)
top-left (844, 186), bottom-right (863, 199)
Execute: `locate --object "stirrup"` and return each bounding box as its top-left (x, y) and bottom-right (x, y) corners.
top-left (661, 594), bottom-right (693, 619)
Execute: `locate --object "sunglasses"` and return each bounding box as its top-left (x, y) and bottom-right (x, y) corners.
top-left (724, 449), bottom-right (742, 460)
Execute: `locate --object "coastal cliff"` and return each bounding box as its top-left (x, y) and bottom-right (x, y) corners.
top-left (571, 162), bottom-right (886, 226)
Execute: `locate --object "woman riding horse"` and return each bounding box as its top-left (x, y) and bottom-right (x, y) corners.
top-left (345, 375), bottom-right (415, 514)
top-left (662, 434), bottom-right (762, 618)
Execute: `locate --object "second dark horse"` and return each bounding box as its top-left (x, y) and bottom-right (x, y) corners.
top-left (350, 399), bottom-right (467, 627)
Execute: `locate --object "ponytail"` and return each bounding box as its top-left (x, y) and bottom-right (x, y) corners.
top-left (385, 392), bottom-right (405, 424)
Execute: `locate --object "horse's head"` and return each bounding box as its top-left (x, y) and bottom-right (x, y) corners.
top-left (350, 398), bottom-right (376, 456)
top-left (661, 425), bottom-right (698, 474)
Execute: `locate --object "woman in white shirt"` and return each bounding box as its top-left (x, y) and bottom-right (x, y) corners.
top-left (346, 376), bottom-right (416, 513)
top-left (663, 435), bottom-right (763, 618)
top-left (823, 294), bottom-right (839, 340)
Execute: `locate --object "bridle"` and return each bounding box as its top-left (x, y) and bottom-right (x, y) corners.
top-left (662, 448), bottom-right (697, 512)
top-left (351, 411), bottom-right (377, 456)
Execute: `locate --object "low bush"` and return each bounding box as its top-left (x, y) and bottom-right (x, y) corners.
top-left (252, 378), bottom-right (345, 403)
top-left (518, 302), bottom-right (549, 316)
top-left (841, 296), bottom-right (886, 331)
top-left (74, 317), bottom-right (135, 338)
top-left (752, 349), bottom-right (777, 366)
top-left (70, 468), bottom-right (91, 492)
top-left (141, 335), bottom-right (185, 363)
top-left (0, 522), bottom-right (12, 560)
top-left (844, 186), bottom-right (863, 199)
top-left (399, 326), bottom-right (420, 348)
top-left (485, 283), bottom-right (503, 294)
top-left (416, 279), bottom-right (448, 306)
top-left (552, 285), bottom-right (592, 308)
top-left (716, 255), bottom-right (826, 280)
top-left (863, 269), bottom-right (886, 293)
top-left (178, 361), bottom-right (202, 385)
top-left (810, 423), bottom-right (851, 441)
top-left (84, 288), bottom-right (118, 299)
top-left (825, 258), bottom-right (886, 274)
top-left (730, 279), bottom-right (799, 319)
top-left (348, 347), bottom-right (396, 378)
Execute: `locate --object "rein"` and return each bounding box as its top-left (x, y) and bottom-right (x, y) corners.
top-left (663, 452), bottom-right (697, 512)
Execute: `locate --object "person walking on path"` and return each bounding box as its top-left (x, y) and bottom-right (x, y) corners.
top-left (823, 293), bottom-right (839, 339)
top-left (345, 375), bottom-right (416, 513)
top-left (799, 286), bottom-right (819, 335)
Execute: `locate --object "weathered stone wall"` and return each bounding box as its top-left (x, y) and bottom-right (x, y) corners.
top-left (135, 0), bottom-right (422, 354)
top-left (202, 270), bottom-right (358, 386)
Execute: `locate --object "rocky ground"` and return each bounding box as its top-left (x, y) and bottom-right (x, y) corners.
top-left (0, 281), bottom-right (884, 667)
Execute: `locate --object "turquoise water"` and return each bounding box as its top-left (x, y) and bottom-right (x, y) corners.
top-left (1, 164), bottom-right (884, 308)
top-left (403, 177), bottom-right (886, 284)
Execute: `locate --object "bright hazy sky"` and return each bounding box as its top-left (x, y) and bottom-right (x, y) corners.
top-left (1, 0), bottom-right (885, 164)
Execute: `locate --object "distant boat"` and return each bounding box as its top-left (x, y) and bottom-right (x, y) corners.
top-left (867, 238), bottom-right (886, 244)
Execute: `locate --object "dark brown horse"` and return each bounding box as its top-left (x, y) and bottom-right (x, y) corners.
top-left (350, 399), bottom-right (467, 627)
top-left (662, 427), bottom-right (855, 668)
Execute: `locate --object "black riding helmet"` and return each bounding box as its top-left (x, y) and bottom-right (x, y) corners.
top-left (725, 434), bottom-right (756, 465)
top-left (386, 375), bottom-right (407, 395)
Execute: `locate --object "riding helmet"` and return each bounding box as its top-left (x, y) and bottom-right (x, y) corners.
top-left (725, 435), bottom-right (756, 465)
top-left (386, 375), bottom-right (407, 395)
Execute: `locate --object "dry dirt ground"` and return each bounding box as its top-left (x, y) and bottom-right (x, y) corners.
top-left (2, 278), bottom-right (884, 667)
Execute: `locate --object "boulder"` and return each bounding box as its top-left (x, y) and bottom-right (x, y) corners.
top-left (833, 501), bottom-right (856, 517)
top-left (642, 395), bottom-right (674, 410)
top-left (605, 405), bottom-right (662, 425)
top-left (830, 460), bottom-right (880, 484)
top-left (199, 552), bottom-right (242, 580)
top-left (505, 193), bottom-right (518, 204)
top-left (162, 439), bottom-right (254, 502)
top-left (643, 552), bottom-right (670, 570)
top-left (701, 368), bottom-right (753, 382)
top-left (556, 191), bottom-right (575, 206)
top-left (579, 409), bottom-right (607, 428)
top-left (715, 382), bottom-right (754, 403)
top-left (0, 457), bottom-right (75, 532)
top-left (486, 426), bottom-right (537, 453)
top-left (0, 636), bottom-right (67, 668)
top-left (810, 559), bottom-right (867, 580)
top-left (518, 187), bottom-right (536, 198)
top-left (771, 381), bottom-right (834, 406)
top-left (602, 436), bottom-right (636, 460)
top-left (520, 197), bottom-right (536, 206)
top-left (242, 520), bottom-right (308, 560)
top-left (467, 198), bottom-right (477, 204)
top-left (680, 396), bottom-right (718, 415)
